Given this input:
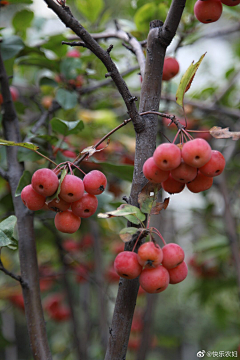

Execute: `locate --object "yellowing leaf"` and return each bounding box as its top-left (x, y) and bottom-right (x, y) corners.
top-left (0, 139), bottom-right (38, 150)
top-left (176, 53), bottom-right (206, 107)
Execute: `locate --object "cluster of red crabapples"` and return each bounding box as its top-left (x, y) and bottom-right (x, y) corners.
top-left (114, 241), bottom-right (188, 293)
top-left (21, 167), bottom-right (107, 234)
top-left (194, 0), bottom-right (240, 24)
top-left (143, 137), bottom-right (226, 194)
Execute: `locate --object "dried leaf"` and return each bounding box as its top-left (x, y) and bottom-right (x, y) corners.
top-left (119, 227), bottom-right (139, 242)
top-left (150, 197), bottom-right (169, 215)
top-left (138, 182), bottom-right (162, 214)
top-left (81, 139), bottom-right (110, 158)
top-left (98, 204), bottom-right (145, 224)
top-left (210, 126), bottom-right (240, 140)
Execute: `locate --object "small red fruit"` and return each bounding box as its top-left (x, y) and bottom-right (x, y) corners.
top-left (59, 174), bottom-right (84, 203)
top-left (162, 174), bottom-right (185, 194)
top-left (21, 184), bottom-right (46, 211)
top-left (137, 242), bottom-right (163, 268)
top-left (143, 157), bottom-right (169, 183)
top-left (199, 150), bottom-right (225, 177)
top-left (71, 193), bottom-right (98, 218)
top-left (114, 251), bottom-right (142, 279)
top-left (162, 57), bottom-right (180, 81)
top-left (83, 170), bottom-right (107, 195)
top-left (187, 172), bottom-right (213, 193)
top-left (194, 0), bottom-right (222, 23)
top-left (54, 210), bottom-right (81, 233)
top-left (171, 161), bottom-right (197, 183)
top-left (181, 138), bottom-right (212, 168)
top-left (47, 197), bottom-right (70, 212)
top-left (153, 143), bottom-right (181, 171)
top-left (168, 261), bottom-right (188, 284)
top-left (162, 243), bottom-right (185, 269)
top-left (32, 168), bottom-right (59, 197)
top-left (139, 265), bottom-right (169, 293)
top-left (66, 49), bottom-right (81, 58)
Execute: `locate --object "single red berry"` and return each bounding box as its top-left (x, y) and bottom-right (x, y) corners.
top-left (54, 210), bottom-right (81, 233)
top-left (21, 184), bottom-right (46, 211)
top-left (153, 143), bottom-right (181, 171)
top-left (66, 49), bottom-right (81, 58)
top-left (181, 138), bottom-right (212, 168)
top-left (187, 172), bottom-right (213, 193)
top-left (83, 170), bottom-right (107, 195)
top-left (137, 242), bottom-right (163, 268)
top-left (162, 174), bottom-right (185, 194)
top-left (59, 174), bottom-right (84, 203)
top-left (10, 86), bottom-right (19, 102)
top-left (139, 265), bottom-right (169, 293)
top-left (171, 161), bottom-right (197, 183)
top-left (71, 193), bottom-right (98, 218)
top-left (168, 261), bottom-right (188, 284)
top-left (31, 168), bottom-right (59, 197)
top-left (143, 157), bottom-right (169, 183)
top-left (162, 58), bottom-right (180, 81)
top-left (62, 239), bottom-right (81, 252)
top-left (114, 251), bottom-right (142, 279)
top-left (162, 243), bottom-right (185, 269)
top-left (194, 0), bottom-right (222, 23)
top-left (199, 150), bottom-right (225, 177)
top-left (47, 197), bottom-right (70, 212)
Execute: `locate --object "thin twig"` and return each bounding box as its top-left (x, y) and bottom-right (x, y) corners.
top-left (0, 257), bottom-right (28, 288)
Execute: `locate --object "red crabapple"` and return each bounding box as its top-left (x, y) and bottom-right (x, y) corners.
top-left (54, 210), bottom-right (81, 233)
top-left (10, 86), bottom-right (19, 102)
top-left (83, 170), bottom-right (107, 195)
top-left (137, 242), bottom-right (163, 268)
top-left (187, 172), bottom-right (213, 193)
top-left (114, 251), bottom-right (142, 279)
top-left (171, 161), bottom-right (197, 183)
top-left (143, 157), bottom-right (169, 183)
top-left (181, 138), bottom-right (212, 168)
top-left (59, 174), bottom-right (84, 203)
top-left (194, 0), bottom-right (222, 23)
top-left (139, 265), bottom-right (169, 293)
top-left (21, 184), bottom-right (46, 211)
top-left (221, 0), bottom-right (240, 5)
top-left (162, 174), bottom-right (185, 194)
top-left (199, 150), bottom-right (225, 177)
top-left (162, 243), bottom-right (185, 269)
top-left (47, 197), bottom-right (70, 212)
top-left (162, 58), bottom-right (180, 81)
top-left (168, 261), bottom-right (188, 284)
top-left (31, 168), bottom-right (59, 197)
top-left (153, 143), bottom-right (181, 171)
top-left (71, 193), bottom-right (98, 218)
top-left (66, 49), bottom-right (81, 58)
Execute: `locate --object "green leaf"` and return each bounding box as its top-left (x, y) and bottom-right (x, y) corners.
top-left (15, 170), bottom-right (32, 197)
top-left (17, 147), bottom-right (42, 162)
top-left (98, 204), bottom-right (145, 224)
top-left (0, 215), bottom-right (17, 249)
top-left (0, 139), bottom-right (38, 151)
top-left (119, 227), bottom-right (140, 242)
top-left (0, 36), bottom-right (24, 61)
top-left (56, 89), bottom-right (78, 110)
top-left (60, 58), bottom-right (82, 80)
top-left (39, 77), bottom-right (58, 88)
top-left (50, 118), bottom-right (84, 135)
top-left (46, 168), bottom-right (67, 204)
top-left (76, 0), bottom-right (104, 23)
top-left (97, 162), bottom-right (133, 182)
top-left (134, 3), bottom-right (167, 33)
top-left (41, 34), bottom-right (68, 58)
top-left (12, 9), bottom-right (34, 39)
top-left (17, 55), bottom-right (60, 72)
top-left (176, 53), bottom-right (206, 107)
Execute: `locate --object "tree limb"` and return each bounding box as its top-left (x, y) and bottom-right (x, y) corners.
top-left (0, 53), bottom-right (52, 360)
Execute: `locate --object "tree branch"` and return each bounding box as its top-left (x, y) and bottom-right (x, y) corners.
top-left (43, 0), bottom-right (144, 133)
top-left (0, 257), bottom-right (28, 287)
top-left (0, 53), bottom-right (52, 360)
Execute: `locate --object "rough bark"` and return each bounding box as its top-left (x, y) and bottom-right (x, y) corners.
top-left (0, 54), bottom-right (52, 360)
